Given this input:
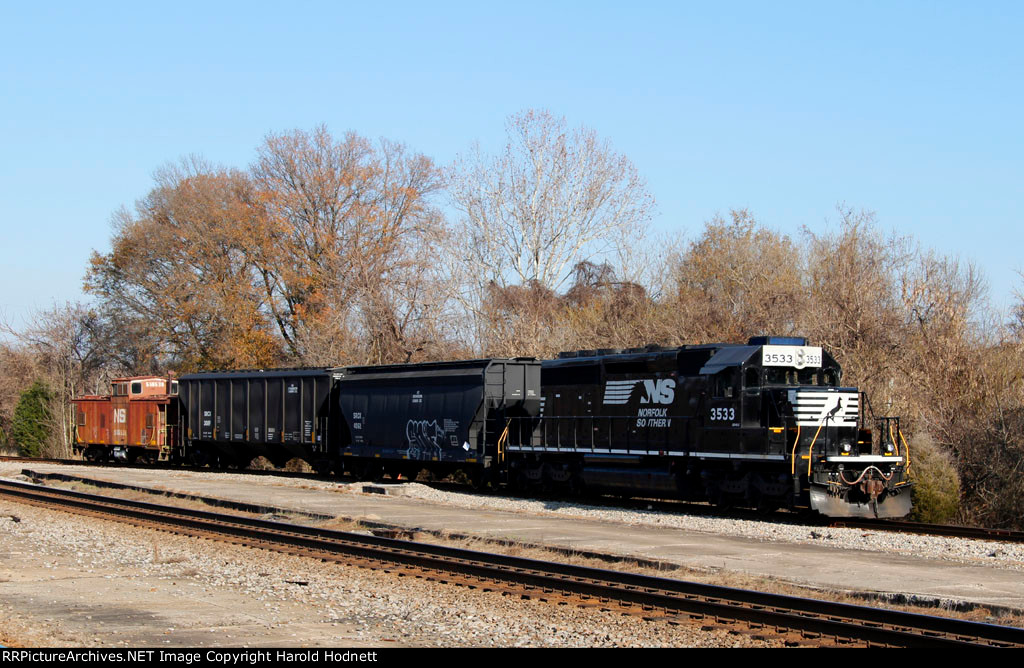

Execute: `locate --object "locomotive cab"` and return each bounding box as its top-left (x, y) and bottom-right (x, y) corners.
top-left (735, 337), bottom-right (911, 518)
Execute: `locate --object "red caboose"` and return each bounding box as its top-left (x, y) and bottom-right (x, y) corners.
top-left (72, 376), bottom-right (181, 463)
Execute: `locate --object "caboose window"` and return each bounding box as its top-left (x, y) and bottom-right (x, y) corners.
top-left (77, 412), bottom-right (86, 426)
top-left (131, 382), bottom-right (142, 395)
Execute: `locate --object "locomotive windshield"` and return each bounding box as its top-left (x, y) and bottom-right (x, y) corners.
top-left (761, 367), bottom-right (838, 386)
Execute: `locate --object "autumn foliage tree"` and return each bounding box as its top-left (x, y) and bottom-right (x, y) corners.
top-left (85, 159), bottom-right (276, 370)
top-left (251, 128), bottom-right (448, 364)
top-left (85, 128), bottom-right (450, 371)
top-left (664, 209), bottom-right (805, 345)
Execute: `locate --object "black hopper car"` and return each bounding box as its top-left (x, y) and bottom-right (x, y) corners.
top-left (82, 337), bottom-right (911, 518)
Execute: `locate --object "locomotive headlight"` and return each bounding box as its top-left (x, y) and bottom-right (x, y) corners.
top-left (841, 441), bottom-right (852, 453)
top-left (885, 442), bottom-right (895, 453)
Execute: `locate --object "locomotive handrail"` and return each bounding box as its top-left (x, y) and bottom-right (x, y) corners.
top-left (507, 414), bottom-right (680, 453)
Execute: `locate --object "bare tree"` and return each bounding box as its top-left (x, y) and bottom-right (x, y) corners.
top-left (449, 109), bottom-right (654, 286)
top-left (447, 109), bottom-right (655, 353)
top-left (1, 303), bottom-right (111, 456)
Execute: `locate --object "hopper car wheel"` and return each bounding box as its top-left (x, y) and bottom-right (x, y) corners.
top-left (469, 466), bottom-right (497, 493)
top-left (357, 461), bottom-right (384, 482)
top-left (189, 447), bottom-right (211, 468)
top-left (312, 458), bottom-right (336, 476)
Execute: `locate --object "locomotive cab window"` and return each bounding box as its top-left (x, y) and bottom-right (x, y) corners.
top-left (170, 380), bottom-right (179, 395)
top-left (744, 367), bottom-right (760, 388)
top-left (764, 368), bottom-right (795, 386)
top-left (712, 370), bottom-right (736, 397)
top-left (797, 369), bottom-right (819, 386)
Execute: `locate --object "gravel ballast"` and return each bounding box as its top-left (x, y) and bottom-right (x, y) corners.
top-left (4, 461), bottom-right (1019, 569)
top-left (21, 463), bottom-right (1018, 571)
top-left (0, 493), bottom-right (777, 647)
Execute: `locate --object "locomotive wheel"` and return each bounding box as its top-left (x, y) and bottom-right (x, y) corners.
top-left (567, 474), bottom-right (587, 498)
top-left (708, 489), bottom-right (735, 512)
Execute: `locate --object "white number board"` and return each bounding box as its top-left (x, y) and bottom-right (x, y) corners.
top-left (761, 345), bottom-right (822, 369)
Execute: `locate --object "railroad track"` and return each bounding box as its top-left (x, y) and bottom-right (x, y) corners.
top-left (1, 478), bottom-right (1022, 647)
top-left (4, 455), bottom-right (1024, 545)
top-left (828, 517), bottom-right (1024, 543)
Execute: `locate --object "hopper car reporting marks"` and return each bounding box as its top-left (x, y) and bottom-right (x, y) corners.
top-left (70, 337), bottom-right (912, 518)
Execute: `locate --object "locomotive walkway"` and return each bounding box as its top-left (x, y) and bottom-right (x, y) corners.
top-left (18, 464), bottom-right (1024, 616)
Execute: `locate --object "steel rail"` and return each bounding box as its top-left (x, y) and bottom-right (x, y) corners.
top-left (1, 479), bottom-right (1022, 647)
top-left (828, 517), bottom-right (1024, 543)
top-left (5, 456), bottom-right (1024, 545)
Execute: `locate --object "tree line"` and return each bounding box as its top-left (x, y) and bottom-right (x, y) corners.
top-left (2, 110), bottom-right (1021, 528)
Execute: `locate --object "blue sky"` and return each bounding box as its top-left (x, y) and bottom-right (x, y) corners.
top-left (1, 1), bottom-right (1021, 333)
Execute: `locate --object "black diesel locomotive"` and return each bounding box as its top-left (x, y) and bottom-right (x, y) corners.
top-left (90, 337), bottom-right (910, 518)
top-left (504, 337), bottom-right (910, 518)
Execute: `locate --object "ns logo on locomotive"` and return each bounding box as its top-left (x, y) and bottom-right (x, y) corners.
top-left (71, 336), bottom-right (911, 518)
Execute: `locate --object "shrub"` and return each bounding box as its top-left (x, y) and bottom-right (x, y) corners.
top-left (907, 432), bottom-right (961, 524)
top-left (10, 380), bottom-right (53, 457)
